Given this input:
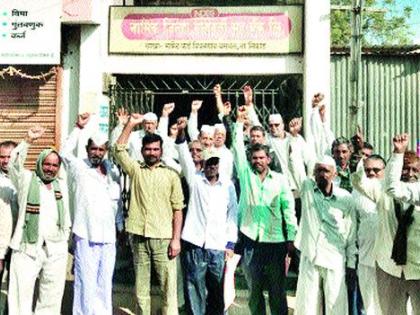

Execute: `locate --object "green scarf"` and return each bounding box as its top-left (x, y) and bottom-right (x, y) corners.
top-left (22, 148), bottom-right (65, 244)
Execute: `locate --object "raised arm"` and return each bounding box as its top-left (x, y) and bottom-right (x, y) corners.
top-left (60, 113), bottom-right (90, 168)
top-left (110, 108), bottom-right (130, 146)
top-left (309, 93), bottom-right (335, 159)
top-left (386, 134), bottom-right (420, 206)
top-left (9, 126), bottom-right (46, 190)
top-left (174, 117), bottom-right (197, 185)
top-left (158, 102), bottom-right (175, 137)
top-left (113, 113), bottom-right (144, 177)
top-left (231, 106), bottom-right (249, 175)
top-left (243, 85), bottom-right (262, 127)
top-left (288, 117), bottom-right (309, 191)
top-left (188, 100), bottom-right (202, 141)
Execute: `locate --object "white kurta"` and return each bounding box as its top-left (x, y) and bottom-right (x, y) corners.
top-left (352, 189), bottom-right (382, 315)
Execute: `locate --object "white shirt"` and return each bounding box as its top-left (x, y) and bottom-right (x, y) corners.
top-left (213, 145), bottom-right (234, 179)
top-left (61, 128), bottom-right (123, 244)
top-left (294, 179), bottom-right (357, 270)
top-left (352, 189), bottom-right (378, 267)
top-left (176, 141), bottom-right (238, 251)
top-left (351, 156), bottom-right (420, 280)
top-left (0, 171), bottom-right (17, 259)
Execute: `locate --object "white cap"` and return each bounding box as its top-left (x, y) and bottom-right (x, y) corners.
top-left (269, 114), bottom-right (283, 124)
top-left (89, 131), bottom-right (108, 146)
top-left (200, 124), bottom-right (215, 135)
top-left (214, 123), bottom-right (226, 134)
top-left (143, 112), bottom-right (158, 122)
top-left (315, 155), bottom-right (336, 170)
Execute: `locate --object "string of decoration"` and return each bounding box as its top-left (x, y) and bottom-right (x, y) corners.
top-left (0, 66), bottom-right (56, 80)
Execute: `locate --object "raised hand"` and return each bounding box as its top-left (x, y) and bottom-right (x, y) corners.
top-left (243, 85), bottom-right (253, 106)
top-left (27, 125), bottom-right (46, 142)
top-left (236, 105), bottom-right (248, 123)
top-left (115, 108), bottom-right (129, 125)
top-left (191, 100), bottom-right (203, 113)
top-left (393, 133), bottom-right (409, 153)
top-left (176, 116), bottom-right (188, 131)
top-left (162, 102), bottom-right (175, 117)
top-left (354, 125), bottom-right (364, 149)
top-left (128, 113), bottom-right (144, 127)
top-left (312, 92), bottom-right (325, 108)
top-left (319, 104), bottom-right (326, 122)
top-left (289, 117), bottom-right (303, 136)
top-left (77, 112), bottom-right (90, 129)
top-left (223, 101), bottom-right (232, 116)
top-left (213, 84), bottom-right (222, 97)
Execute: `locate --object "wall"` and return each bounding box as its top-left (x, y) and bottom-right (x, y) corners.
top-left (331, 53), bottom-right (420, 157)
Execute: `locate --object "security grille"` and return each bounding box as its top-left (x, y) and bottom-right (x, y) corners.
top-left (109, 74), bottom-right (303, 130)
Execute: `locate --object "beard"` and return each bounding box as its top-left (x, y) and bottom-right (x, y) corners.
top-left (89, 156), bottom-right (103, 167)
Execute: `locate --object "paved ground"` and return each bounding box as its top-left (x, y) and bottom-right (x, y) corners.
top-left (1, 253), bottom-right (298, 315)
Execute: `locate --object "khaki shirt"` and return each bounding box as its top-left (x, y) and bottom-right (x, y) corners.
top-left (113, 143), bottom-right (184, 239)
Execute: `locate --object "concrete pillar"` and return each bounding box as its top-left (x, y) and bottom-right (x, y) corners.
top-left (303, 0), bottom-right (331, 135)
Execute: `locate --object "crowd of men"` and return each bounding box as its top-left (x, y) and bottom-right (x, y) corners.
top-left (0, 85), bottom-right (419, 315)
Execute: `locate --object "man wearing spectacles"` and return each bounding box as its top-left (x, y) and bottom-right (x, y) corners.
top-left (351, 134), bottom-right (420, 315)
top-left (352, 154), bottom-right (386, 315)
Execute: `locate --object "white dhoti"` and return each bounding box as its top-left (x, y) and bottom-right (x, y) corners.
top-left (358, 264), bottom-right (382, 315)
top-left (295, 255), bottom-right (348, 315)
top-left (8, 247), bottom-right (68, 315)
top-left (72, 235), bottom-right (116, 315)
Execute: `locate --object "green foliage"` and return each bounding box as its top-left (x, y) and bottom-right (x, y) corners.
top-left (331, 0), bottom-right (414, 46)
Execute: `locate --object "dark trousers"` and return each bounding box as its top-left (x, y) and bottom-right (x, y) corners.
top-left (181, 241), bottom-right (225, 315)
top-left (0, 251), bottom-right (11, 315)
top-left (240, 234), bottom-right (288, 315)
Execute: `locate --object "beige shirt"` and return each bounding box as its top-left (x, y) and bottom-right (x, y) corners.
top-left (351, 156), bottom-right (420, 280)
top-left (113, 143), bottom-right (184, 239)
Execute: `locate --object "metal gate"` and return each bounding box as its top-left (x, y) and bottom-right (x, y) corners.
top-left (109, 74), bottom-right (303, 130)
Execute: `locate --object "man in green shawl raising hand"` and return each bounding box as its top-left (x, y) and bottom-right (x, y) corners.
top-left (7, 126), bottom-right (71, 315)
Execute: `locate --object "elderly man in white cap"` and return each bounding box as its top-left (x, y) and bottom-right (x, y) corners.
top-left (212, 123), bottom-right (234, 179)
top-left (291, 154), bottom-right (357, 315)
top-left (61, 113), bottom-right (123, 315)
top-left (111, 110), bottom-right (159, 161)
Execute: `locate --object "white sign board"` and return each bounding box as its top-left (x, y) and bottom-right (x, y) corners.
top-left (0, 0), bottom-right (61, 64)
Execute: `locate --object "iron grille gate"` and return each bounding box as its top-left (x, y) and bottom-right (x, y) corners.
top-left (109, 75), bottom-right (303, 130)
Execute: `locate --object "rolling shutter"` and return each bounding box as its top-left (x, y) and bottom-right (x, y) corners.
top-left (0, 65), bottom-right (62, 168)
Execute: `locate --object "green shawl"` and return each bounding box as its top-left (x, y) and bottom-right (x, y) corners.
top-left (22, 148), bottom-right (65, 244)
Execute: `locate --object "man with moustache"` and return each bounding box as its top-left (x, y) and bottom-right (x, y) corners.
top-left (292, 154), bottom-right (357, 315)
top-left (353, 133), bottom-right (420, 315)
top-left (61, 113), bottom-right (123, 315)
top-left (232, 109), bottom-right (297, 315)
top-left (7, 127), bottom-right (71, 315)
top-left (352, 154), bottom-right (386, 315)
top-left (114, 113), bottom-right (184, 315)
top-left (0, 141), bottom-right (18, 315)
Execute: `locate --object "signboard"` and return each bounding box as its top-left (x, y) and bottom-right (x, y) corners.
top-left (109, 6), bottom-right (303, 55)
top-left (0, 0), bottom-right (61, 64)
